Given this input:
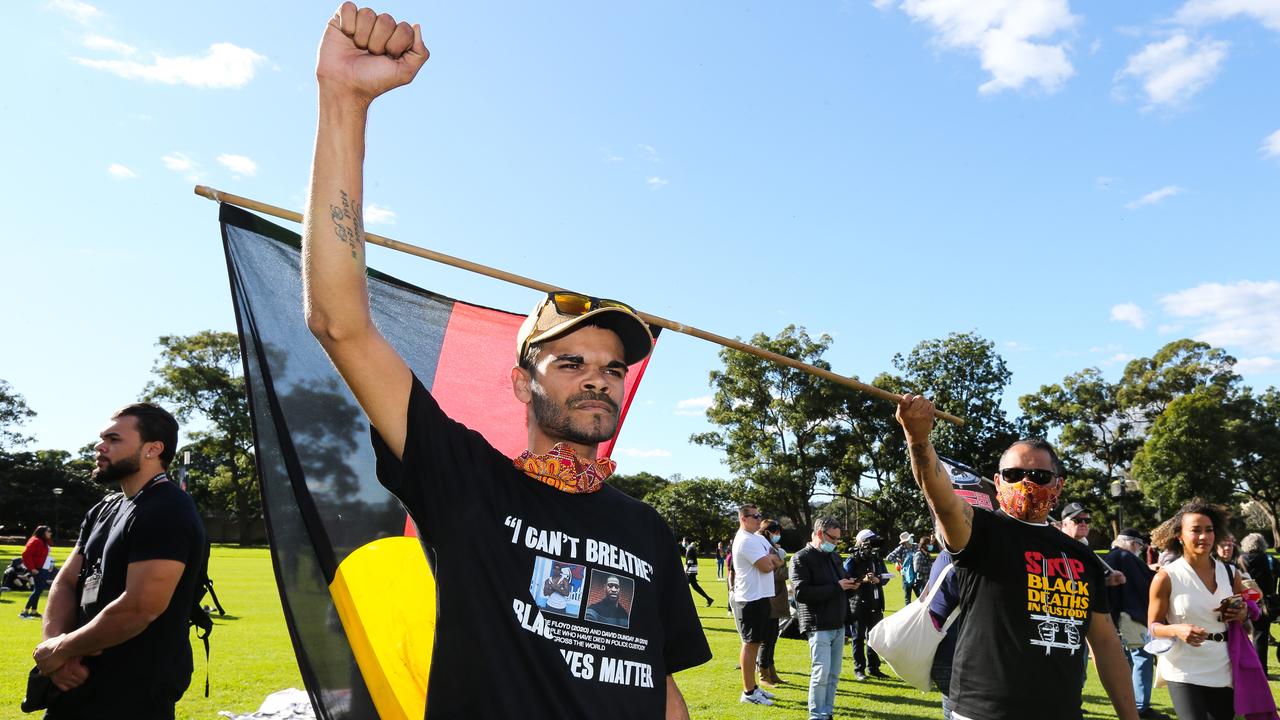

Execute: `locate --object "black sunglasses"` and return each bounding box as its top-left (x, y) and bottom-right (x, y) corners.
top-left (744, 513), bottom-right (763, 520)
top-left (1000, 468), bottom-right (1059, 486)
top-left (549, 291), bottom-right (636, 317)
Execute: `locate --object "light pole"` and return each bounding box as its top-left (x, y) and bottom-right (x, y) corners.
top-left (1109, 474), bottom-right (1139, 535)
top-left (51, 487), bottom-right (63, 538)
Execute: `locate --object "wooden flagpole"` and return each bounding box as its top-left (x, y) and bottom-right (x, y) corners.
top-left (194, 185), bottom-right (964, 425)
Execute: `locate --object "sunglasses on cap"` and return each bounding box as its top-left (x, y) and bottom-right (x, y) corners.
top-left (1000, 468), bottom-right (1059, 486)
top-left (549, 291), bottom-right (637, 317)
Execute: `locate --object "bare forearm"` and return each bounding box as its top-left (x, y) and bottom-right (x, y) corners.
top-left (303, 91), bottom-right (374, 342)
top-left (665, 675), bottom-right (690, 720)
top-left (906, 438), bottom-right (970, 549)
top-left (42, 573), bottom-right (79, 640)
top-left (58, 600), bottom-right (156, 658)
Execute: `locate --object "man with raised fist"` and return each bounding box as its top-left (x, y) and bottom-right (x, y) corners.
top-left (301, 5), bottom-right (709, 718)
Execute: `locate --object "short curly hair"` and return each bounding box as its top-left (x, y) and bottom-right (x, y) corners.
top-left (1150, 500), bottom-right (1228, 555)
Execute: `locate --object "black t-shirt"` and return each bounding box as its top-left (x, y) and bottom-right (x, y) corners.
top-left (371, 376), bottom-right (711, 718)
top-left (950, 508), bottom-right (1110, 720)
top-left (73, 478), bottom-right (207, 698)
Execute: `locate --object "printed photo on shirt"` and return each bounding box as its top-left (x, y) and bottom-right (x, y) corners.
top-left (583, 569), bottom-right (635, 629)
top-left (530, 556), bottom-right (586, 618)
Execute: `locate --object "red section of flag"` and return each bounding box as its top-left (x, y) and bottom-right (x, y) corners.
top-left (403, 301), bottom-right (656, 537)
top-left (431, 302), bottom-right (528, 458)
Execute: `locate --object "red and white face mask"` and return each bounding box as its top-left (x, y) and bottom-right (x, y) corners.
top-left (997, 478), bottom-right (1061, 523)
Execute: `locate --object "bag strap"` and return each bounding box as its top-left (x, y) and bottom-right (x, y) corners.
top-left (919, 562), bottom-right (962, 632)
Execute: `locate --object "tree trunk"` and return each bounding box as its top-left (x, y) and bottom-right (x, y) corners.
top-left (229, 464), bottom-right (253, 546)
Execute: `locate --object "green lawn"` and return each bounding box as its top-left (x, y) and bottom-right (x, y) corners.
top-left (1, 549), bottom-right (1274, 719)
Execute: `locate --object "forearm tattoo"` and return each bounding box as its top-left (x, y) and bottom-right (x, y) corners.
top-left (329, 190), bottom-right (364, 260)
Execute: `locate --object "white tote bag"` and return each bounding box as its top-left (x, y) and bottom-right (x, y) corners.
top-left (868, 562), bottom-right (958, 692)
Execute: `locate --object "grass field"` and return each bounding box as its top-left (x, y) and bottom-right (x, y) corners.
top-left (1, 546), bottom-right (1275, 719)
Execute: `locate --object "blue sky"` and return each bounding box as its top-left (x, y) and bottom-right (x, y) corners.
top-left (3, 0), bottom-right (1278, 481)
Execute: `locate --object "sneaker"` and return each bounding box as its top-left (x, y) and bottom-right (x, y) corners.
top-left (29, 611), bottom-right (41, 618)
top-left (854, 671), bottom-right (866, 681)
top-left (18, 611), bottom-right (30, 618)
top-left (706, 597), bottom-right (714, 607)
top-left (740, 688), bottom-right (774, 706)
top-left (868, 669), bottom-right (888, 679)
top-left (756, 686), bottom-right (776, 699)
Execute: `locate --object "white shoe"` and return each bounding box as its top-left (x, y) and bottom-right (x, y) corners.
top-left (740, 688), bottom-right (774, 706)
top-left (757, 686), bottom-right (776, 699)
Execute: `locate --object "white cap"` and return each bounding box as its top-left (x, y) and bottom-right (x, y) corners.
top-left (856, 529), bottom-right (877, 544)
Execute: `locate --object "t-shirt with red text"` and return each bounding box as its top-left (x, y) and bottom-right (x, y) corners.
top-left (949, 507), bottom-right (1110, 720)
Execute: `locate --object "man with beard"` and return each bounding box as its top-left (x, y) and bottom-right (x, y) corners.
top-left (32, 403), bottom-right (206, 719)
top-left (300, 5), bottom-right (709, 718)
top-left (895, 395), bottom-right (1137, 720)
top-left (585, 575), bottom-right (631, 628)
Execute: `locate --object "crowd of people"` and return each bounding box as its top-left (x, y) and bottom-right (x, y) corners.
top-left (689, 393), bottom-right (1280, 720)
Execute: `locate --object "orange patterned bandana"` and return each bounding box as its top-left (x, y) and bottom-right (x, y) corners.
top-left (514, 443), bottom-right (616, 494)
top-left (997, 479), bottom-right (1061, 523)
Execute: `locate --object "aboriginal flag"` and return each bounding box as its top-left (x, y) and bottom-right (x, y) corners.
top-left (219, 205), bottom-right (658, 720)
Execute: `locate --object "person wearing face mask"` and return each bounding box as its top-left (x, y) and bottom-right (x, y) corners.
top-left (791, 518), bottom-right (860, 720)
top-left (895, 395), bottom-right (1138, 720)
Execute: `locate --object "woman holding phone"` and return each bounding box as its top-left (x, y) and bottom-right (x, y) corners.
top-left (1148, 502), bottom-right (1249, 720)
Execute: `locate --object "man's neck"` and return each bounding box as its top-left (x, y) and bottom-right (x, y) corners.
top-left (527, 433), bottom-right (598, 460)
top-left (119, 470), bottom-right (164, 498)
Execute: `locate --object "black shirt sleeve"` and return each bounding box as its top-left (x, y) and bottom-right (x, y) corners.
top-left (127, 487), bottom-right (199, 565)
top-left (370, 374), bottom-right (510, 539)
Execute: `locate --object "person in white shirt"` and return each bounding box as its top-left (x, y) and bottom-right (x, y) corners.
top-left (731, 504), bottom-right (783, 706)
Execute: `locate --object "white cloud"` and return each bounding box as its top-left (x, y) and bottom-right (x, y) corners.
top-left (1125, 185), bottom-right (1184, 209)
top-left (613, 447), bottom-right (673, 458)
top-left (1173, 0), bottom-right (1280, 33)
top-left (363, 204), bottom-right (396, 225)
top-left (1117, 34), bottom-right (1227, 108)
top-left (48, 0), bottom-right (101, 24)
top-left (107, 163), bottom-right (137, 179)
top-left (1003, 340), bottom-right (1032, 352)
top-left (675, 395), bottom-right (713, 417)
top-left (161, 152), bottom-right (194, 172)
top-left (1110, 302), bottom-right (1148, 329)
top-left (1160, 280), bottom-right (1280, 355)
top-left (217, 153), bottom-right (257, 177)
top-left (1236, 356), bottom-right (1278, 375)
top-left (637, 144), bottom-right (660, 161)
top-left (882, 0), bottom-right (1078, 94)
top-left (646, 176), bottom-right (669, 189)
top-left (1261, 129), bottom-right (1280, 159)
top-left (82, 34), bottom-right (135, 55)
top-left (1109, 352), bottom-right (1135, 364)
top-left (73, 42), bottom-right (267, 89)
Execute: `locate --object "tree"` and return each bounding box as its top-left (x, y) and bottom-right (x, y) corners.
top-left (646, 476), bottom-right (748, 549)
top-left (892, 331), bottom-right (1019, 469)
top-left (0, 379), bottom-right (36, 450)
top-left (691, 326), bottom-right (847, 530)
top-left (1130, 386), bottom-right (1236, 513)
top-left (606, 471), bottom-right (670, 502)
top-left (1228, 388), bottom-right (1280, 545)
top-left (1118, 339), bottom-right (1238, 422)
top-left (0, 447), bottom-right (104, 540)
top-left (144, 331), bottom-right (257, 544)
top-left (1019, 368), bottom-right (1144, 513)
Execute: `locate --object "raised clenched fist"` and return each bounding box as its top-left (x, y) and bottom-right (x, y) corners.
top-left (316, 2), bottom-right (429, 103)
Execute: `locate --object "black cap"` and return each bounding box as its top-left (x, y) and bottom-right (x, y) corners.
top-left (1060, 502), bottom-right (1087, 520)
top-left (1118, 527), bottom-right (1147, 543)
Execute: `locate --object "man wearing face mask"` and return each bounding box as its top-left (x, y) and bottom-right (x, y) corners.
top-left (895, 395), bottom-right (1138, 720)
top-left (791, 518), bottom-right (860, 720)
